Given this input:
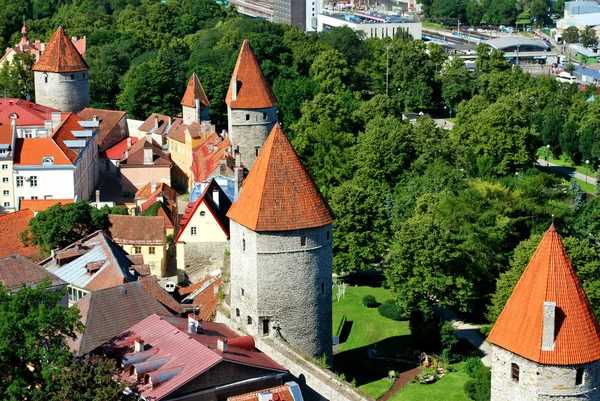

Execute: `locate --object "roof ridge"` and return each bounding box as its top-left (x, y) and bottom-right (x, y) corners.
top-left (32, 27), bottom-right (88, 73)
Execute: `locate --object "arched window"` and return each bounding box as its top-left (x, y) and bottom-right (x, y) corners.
top-left (242, 238), bottom-right (246, 251)
top-left (511, 363), bottom-right (520, 382)
top-left (576, 368), bottom-right (585, 385)
top-left (247, 316), bottom-right (252, 325)
top-left (235, 308), bottom-right (240, 317)
top-left (245, 114), bottom-right (250, 121)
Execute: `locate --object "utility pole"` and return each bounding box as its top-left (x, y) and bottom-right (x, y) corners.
top-left (386, 45), bottom-right (391, 96)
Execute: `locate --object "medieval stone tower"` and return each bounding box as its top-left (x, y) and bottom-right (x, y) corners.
top-left (226, 39), bottom-right (278, 170)
top-left (227, 123), bottom-right (334, 360)
top-left (488, 223), bottom-right (600, 401)
top-left (32, 27), bottom-right (89, 113)
top-left (181, 72), bottom-right (210, 124)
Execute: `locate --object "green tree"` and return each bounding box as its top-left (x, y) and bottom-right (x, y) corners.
top-left (440, 321), bottom-right (459, 350)
top-left (0, 53), bottom-right (35, 99)
top-left (464, 366), bottom-right (491, 401)
top-left (310, 47), bottom-right (350, 93)
top-left (563, 26), bottom-right (580, 44)
top-left (581, 26), bottom-right (598, 47)
top-left (560, 119), bottom-right (581, 164)
top-left (441, 56), bottom-right (473, 109)
top-left (466, 1), bottom-right (485, 25)
top-left (430, 0), bottom-right (468, 24)
top-left (531, 0), bottom-right (549, 26)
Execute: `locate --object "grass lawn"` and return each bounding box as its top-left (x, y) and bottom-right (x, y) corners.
top-left (332, 286), bottom-right (412, 399)
top-left (390, 362), bottom-right (471, 401)
top-left (548, 156), bottom-right (596, 177)
top-left (422, 21), bottom-right (445, 30)
top-left (538, 166), bottom-right (596, 195)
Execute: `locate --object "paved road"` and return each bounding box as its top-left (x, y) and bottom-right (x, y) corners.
top-left (536, 159), bottom-right (597, 186)
top-left (434, 119), bottom-right (454, 130)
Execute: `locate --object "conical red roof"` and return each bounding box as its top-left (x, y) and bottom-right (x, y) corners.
top-left (225, 39), bottom-right (277, 109)
top-left (227, 124), bottom-right (333, 231)
top-left (181, 72), bottom-right (210, 108)
top-left (488, 224), bottom-right (600, 365)
top-left (32, 27), bottom-right (88, 73)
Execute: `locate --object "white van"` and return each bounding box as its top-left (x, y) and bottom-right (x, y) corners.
top-left (556, 72), bottom-right (577, 83)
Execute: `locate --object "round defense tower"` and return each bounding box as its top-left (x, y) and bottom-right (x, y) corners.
top-left (227, 124), bottom-right (334, 361)
top-left (32, 27), bottom-right (89, 113)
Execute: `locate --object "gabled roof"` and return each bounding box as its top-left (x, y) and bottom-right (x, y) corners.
top-left (50, 112), bottom-right (91, 164)
top-left (42, 230), bottom-right (137, 292)
top-left (0, 253), bottom-right (65, 293)
top-left (176, 277), bottom-right (222, 320)
top-left (109, 215), bottom-right (165, 245)
top-left (175, 179), bottom-right (232, 243)
top-left (106, 314), bottom-right (223, 401)
top-left (488, 224), bottom-right (600, 365)
top-left (181, 72), bottom-right (210, 108)
top-left (69, 280), bottom-right (173, 356)
top-left (138, 114), bottom-right (182, 136)
top-left (190, 133), bottom-right (232, 184)
top-left (13, 137), bottom-right (72, 165)
top-left (0, 209), bottom-right (40, 259)
top-left (138, 276), bottom-right (183, 315)
top-left (0, 98), bottom-right (61, 126)
top-left (227, 124), bottom-right (334, 231)
top-left (19, 199), bottom-right (74, 213)
top-left (225, 40), bottom-right (277, 109)
top-left (104, 136), bottom-right (138, 160)
top-left (120, 137), bottom-right (171, 167)
top-left (78, 108), bottom-right (127, 150)
top-left (135, 182), bottom-right (177, 203)
top-left (32, 27), bottom-right (88, 73)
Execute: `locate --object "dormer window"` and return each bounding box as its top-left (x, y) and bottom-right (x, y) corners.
top-left (42, 157), bottom-right (54, 166)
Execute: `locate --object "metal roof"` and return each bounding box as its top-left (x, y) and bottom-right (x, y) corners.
top-left (486, 37), bottom-right (549, 50)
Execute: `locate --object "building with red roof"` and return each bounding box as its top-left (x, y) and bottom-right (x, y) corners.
top-left (176, 179), bottom-right (231, 281)
top-left (226, 40), bottom-right (278, 170)
top-left (0, 209), bottom-right (40, 260)
top-left (134, 181), bottom-right (178, 236)
top-left (104, 313), bottom-right (288, 401)
top-left (119, 135), bottom-right (172, 195)
top-left (78, 108), bottom-right (128, 151)
top-left (227, 123), bottom-right (334, 361)
top-left (102, 136), bottom-right (138, 174)
top-left (227, 382), bottom-right (304, 401)
top-left (488, 224), bottom-right (600, 400)
top-left (19, 198), bottom-right (73, 215)
top-left (181, 72), bottom-right (210, 125)
top-left (32, 27), bottom-right (89, 113)
top-left (190, 130), bottom-right (234, 186)
top-left (0, 253), bottom-right (66, 294)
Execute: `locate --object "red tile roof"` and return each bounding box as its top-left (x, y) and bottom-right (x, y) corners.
top-left (120, 137), bottom-right (171, 167)
top-left (181, 72), bottom-right (210, 108)
top-left (227, 384), bottom-right (295, 401)
top-left (488, 224), bottom-right (600, 365)
top-left (78, 108), bottom-right (126, 150)
top-left (0, 98), bottom-right (61, 127)
top-left (109, 215), bottom-right (165, 245)
top-left (104, 136), bottom-right (138, 160)
top-left (225, 40), bottom-right (277, 109)
top-left (135, 182), bottom-right (177, 203)
top-left (13, 137), bottom-right (72, 165)
top-left (175, 179), bottom-right (231, 243)
top-left (138, 114), bottom-right (183, 137)
top-left (0, 209), bottom-right (40, 259)
top-left (0, 124), bottom-right (12, 146)
top-left (176, 277), bottom-right (222, 321)
top-left (51, 113), bottom-right (89, 164)
top-left (19, 199), bottom-right (74, 213)
top-left (227, 124), bottom-right (334, 231)
top-left (0, 253), bottom-right (63, 292)
top-left (32, 27), bottom-right (88, 73)
top-left (191, 133), bottom-right (232, 183)
top-left (107, 314), bottom-right (223, 401)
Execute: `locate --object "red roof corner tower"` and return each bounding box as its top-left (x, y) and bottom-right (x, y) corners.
top-left (488, 223), bottom-right (600, 401)
top-left (32, 27), bottom-right (89, 113)
top-left (227, 123), bottom-right (334, 362)
top-left (181, 72), bottom-right (210, 125)
top-left (226, 40), bottom-right (278, 171)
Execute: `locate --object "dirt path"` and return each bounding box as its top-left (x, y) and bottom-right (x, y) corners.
top-left (377, 367), bottom-right (421, 401)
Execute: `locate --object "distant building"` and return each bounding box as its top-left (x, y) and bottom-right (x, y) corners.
top-left (134, 182), bottom-right (178, 237)
top-left (226, 40), bottom-right (278, 171)
top-left (102, 136), bottom-right (138, 174)
top-left (190, 131), bottom-right (233, 185)
top-left (32, 27), bottom-right (90, 113)
top-left (486, 37), bottom-right (558, 65)
top-left (488, 224), bottom-right (600, 401)
top-left (108, 215), bottom-right (167, 277)
top-left (78, 108), bottom-right (128, 152)
top-left (181, 72), bottom-right (210, 125)
top-left (119, 135), bottom-right (172, 195)
top-left (317, 12), bottom-right (422, 39)
top-left (273, 0), bottom-right (320, 32)
top-left (228, 0), bottom-right (273, 21)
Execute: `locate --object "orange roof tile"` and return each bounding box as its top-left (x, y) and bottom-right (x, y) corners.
top-left (191, 133), bottom-right (232, 183)
top-left (13, 138), bottom-right (72, 166)
top-left (225, 40), bottom-right (277, 109)
top-left (181, 72), bottom-right (210, 108)
top-left (488, 224), bottom-right (600, 365)
top-left (0, 209), bottom-right (40, 259)
top-left (32, 27), bottom-right (88, 73)
top-left (227, 384), bottom-right (295, 401)
top-left (19, 199), bottom-right (73, 213)
top-left (227, 124), bottom-right (334, 231)
top-left (51, 113), bottom-right (87, 163)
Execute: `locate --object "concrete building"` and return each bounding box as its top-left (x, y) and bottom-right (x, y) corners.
top-left (273, 0), bottom-right (320, 32)
top-left (227, 123), bottom-right (335, 360)
top-left (488, 223), bottom-right (600, 401)
top-left (317, 12), bottom-right (422, 40)
top-left (32, 27), bottom-right (89, 114)
top-left (226, 40), bottom-right (278, 171)
top-left (487, 37), bottom-right (558, 65)
top-left (228, 0), bottom-right (273, 21)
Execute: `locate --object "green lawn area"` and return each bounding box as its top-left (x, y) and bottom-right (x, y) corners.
top-left (358, 378), bottom-right (394, 399)
top-left (422, 21), bottom-right (445, 30)
top-left (548, 156), bottom-right (596, 178)
top-left (390, 362), bottom-right (472, 401)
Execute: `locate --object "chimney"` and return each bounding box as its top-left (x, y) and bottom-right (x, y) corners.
top-left (212, 189), bottom-right (220, 209)
top-left (151, 181), bottom-right (157, 193)
top-left (19, 45), bottom-right (23, 52)
top-left (143, 148), bottom-right (153, 165)
top-left (44, 120), bottom-right (53, 135)
top-left (208, 144), bottom-right (214, 153)
top-left (197, 319), bottom-right (203, 334)
top-left (127, 137), bottom-right (132, 148)
top-left (235, 151), bottom-right (241, 167)
top-left (124, 150), bottom-right (129, 160)
top-left (219, 158), bottom-right (227, 175)
top-left (72, 36), bottom-right (78, 41)
top-left (95, 190), bottom-right (100, 203)
top-left (217, 338), bottom-right (228, 353)
top-left (542, 302), bottom-right (556, 351)
top-left (93, 115), bottom-right (98, 121)
top-left (258, 391), bottom-right (273, 401)
top-left (188, 314), bottom-right (198, 334)
top-left (134, 337), bottom-right (145, 353)
top-left (146, 133), bottom-right (152, 144)
top-left (51, 112), bottom-right (61, 129)
top-left (168, 116), bottom-right (172, 127)
top-left (154, 115), bottom-right (159, 130)
top-left (230, 78), bottom-right (237, 101)
top-left (41, 43), bottom-right (46, 51)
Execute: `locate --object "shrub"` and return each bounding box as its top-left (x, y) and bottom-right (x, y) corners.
top-left (464, 357), bottom-right (484, 378)
top-left (378, 300), bottom-right (404, 321)
top-left (440, 321), bottom-right (458, 349)
top-left (362, 294), bottom-right (377, 308)
top-left (464, 366), bottom-right (491, 401)
top-left (453, 338), bottom-right (480, 362)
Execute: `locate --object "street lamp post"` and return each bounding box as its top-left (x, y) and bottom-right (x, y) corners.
top-left (546, 144), bottom-right (550, 166)
top-left (586, 159), bottom-right (590, 185)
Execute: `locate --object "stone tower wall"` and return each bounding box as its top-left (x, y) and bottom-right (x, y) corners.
top-left (230, 221), bottom-right (333, 360)
top-left (491, 344), bottom-right (600, 401)
top-left (182, 105), bottom-right (209, 125)
top-left (34, 71), bottom-right (89, 113)
top-left (227, 106), bottom-right (277, 170)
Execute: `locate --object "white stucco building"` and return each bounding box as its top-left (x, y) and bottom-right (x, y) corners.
top-left (317, 12), bottom-right (422, 39)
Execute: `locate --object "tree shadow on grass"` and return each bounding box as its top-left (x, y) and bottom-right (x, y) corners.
top-left (333, 335), bottom-right (418, 387)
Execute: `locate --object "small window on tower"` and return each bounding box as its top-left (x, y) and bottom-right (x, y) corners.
top-left (243, 238), bottom-right (246, 251)
top-left (241, 288), bottom-right (244, 296)
top-left (245, 114), bottom-right (250, 121)
top-left (44, 76), bottom-right (48, 83)
top-left (321, 283), bottom-right (324, 294)
top-left (576, 368), bottom-right (584, 385)
top-left (247, 316), bottom-right (252, 325)
top-left (263, 319), bottom-right (270, 335)
top-left (301, 236), bottom-right (307, 246)
top-left (255, 146), bottom-right (260, 157)
top-left (511, 363), bottom-right (520, 382)
top-left (263, 112), bottom-right (267, 120)
top-left (236, 308), bottom-right (240, 317)
top-left (71, 74), bottom-right (74, 80)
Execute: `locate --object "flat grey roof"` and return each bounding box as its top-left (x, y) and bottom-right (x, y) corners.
top-left (486, 37), bottom-right (549, 50)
